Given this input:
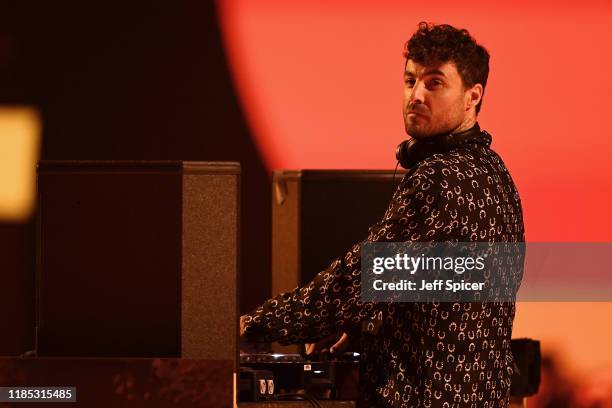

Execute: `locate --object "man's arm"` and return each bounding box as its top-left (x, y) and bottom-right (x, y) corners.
top-left (241, 243), bottom-right (370, 345)
top-left (241, 167), bottom-right (445, 345)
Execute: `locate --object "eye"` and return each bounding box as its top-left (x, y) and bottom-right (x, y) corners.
top-left (426, 79), bottom-right (443, 89)
top-left (404, 77), bottom-right (416, 87)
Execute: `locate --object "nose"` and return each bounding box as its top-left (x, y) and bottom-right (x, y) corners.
top-left (409, 80), bottom-right (426, 105)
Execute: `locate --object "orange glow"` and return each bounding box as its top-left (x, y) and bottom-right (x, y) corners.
top-left (0, 107), bottom-right (41, 222)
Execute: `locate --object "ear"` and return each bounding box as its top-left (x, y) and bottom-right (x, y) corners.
top-left (466, 84), bottom-right (483, 111)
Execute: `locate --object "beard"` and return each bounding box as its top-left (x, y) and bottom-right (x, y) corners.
top-left (404, 116), bottom-right (459, 139)
top-left (404, 105), bottom-right (465, 139)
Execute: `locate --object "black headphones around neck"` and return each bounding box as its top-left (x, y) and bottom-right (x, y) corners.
top-left (395, 123), bottom-right (491, 169)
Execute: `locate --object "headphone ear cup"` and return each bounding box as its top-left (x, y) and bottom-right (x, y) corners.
top-left (396, 138), bottom-right (419, 169)
top-left (396, 139), bottom-right (409, 169)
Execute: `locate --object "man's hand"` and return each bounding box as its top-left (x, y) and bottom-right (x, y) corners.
top-left (304, 332), bottom-right (350, 357)
top-left (239, 314), bottom-right (265, 353)
top-left (240, 315), bottom-right (248, 339)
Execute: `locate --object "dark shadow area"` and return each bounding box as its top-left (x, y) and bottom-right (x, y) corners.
top-left (0, 0), bottom-right (271, 354)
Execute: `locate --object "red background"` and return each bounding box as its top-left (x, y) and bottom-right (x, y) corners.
top-left (219, 0), bottom-right (612, 242)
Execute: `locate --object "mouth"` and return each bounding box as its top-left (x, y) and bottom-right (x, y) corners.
top-left (407, 111), bottom-right (427, 118)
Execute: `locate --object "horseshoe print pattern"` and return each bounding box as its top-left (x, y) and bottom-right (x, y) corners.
top-left (243, 132), bottom-right (524, 408)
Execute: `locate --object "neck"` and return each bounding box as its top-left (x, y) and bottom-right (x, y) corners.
top-left (452, 116), bottom-right (477, 134)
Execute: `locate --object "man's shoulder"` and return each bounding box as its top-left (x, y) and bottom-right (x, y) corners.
top-left (398, 146), bottom-right (511, 198)
top-left (410, 146), bottom-right (503, 179)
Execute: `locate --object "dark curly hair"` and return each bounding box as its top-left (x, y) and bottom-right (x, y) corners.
top-left (404, 22), bottom-right (490, 113)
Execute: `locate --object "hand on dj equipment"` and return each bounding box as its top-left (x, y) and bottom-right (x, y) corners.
top-left (304, 331), bottom-right (350, 357)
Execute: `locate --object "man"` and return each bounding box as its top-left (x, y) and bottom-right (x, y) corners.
top-left (241, 22), bottom-right (524, 408)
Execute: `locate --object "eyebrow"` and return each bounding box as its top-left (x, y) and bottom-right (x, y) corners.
top-left (404, 69), bottom-right (446, 77)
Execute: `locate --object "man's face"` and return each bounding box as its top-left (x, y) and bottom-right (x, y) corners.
top-left (402, 59), bottom-right (472, 139)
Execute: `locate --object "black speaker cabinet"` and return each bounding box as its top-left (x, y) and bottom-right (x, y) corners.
top-left (37, 161), bottom-right (239, 364)
top-left (271, 170), bottom-right (403, 295)
top-left (0, 221), bottom-right (35, 356)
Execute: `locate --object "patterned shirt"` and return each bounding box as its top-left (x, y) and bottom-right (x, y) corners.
top-left (243, 129), bottom-right (525, 408)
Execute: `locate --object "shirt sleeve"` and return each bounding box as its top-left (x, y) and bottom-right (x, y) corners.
top-left (242, 166), bottom-right (447, 345)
